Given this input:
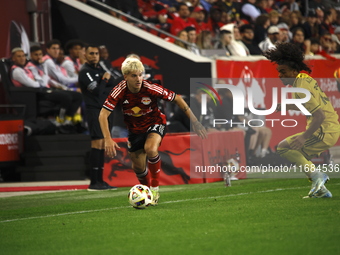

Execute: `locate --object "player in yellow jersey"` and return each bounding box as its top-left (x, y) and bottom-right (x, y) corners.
top-left (263, 42), bottom-right (340, 198)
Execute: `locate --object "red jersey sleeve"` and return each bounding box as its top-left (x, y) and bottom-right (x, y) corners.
top-left (143, 80), bottom-right (176, 102)
top-left (102, 81), bottom-right (126, 111)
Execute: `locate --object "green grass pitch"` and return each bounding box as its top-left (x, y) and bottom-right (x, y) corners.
top-left (1, 178), bottom-right (340, 255)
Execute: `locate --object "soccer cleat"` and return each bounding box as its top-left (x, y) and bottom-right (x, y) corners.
top-left (101, 181), bottom-right (117, 190)
top-left (87, 182), bottom-right (117, 191)
top-left (308, 172), bottom-right (330, 197)
top-left (150, 188), bottom-right (160, 206)
top-left (303, 185), bottom-right (332, 198)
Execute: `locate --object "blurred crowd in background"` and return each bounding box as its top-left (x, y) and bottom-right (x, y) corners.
top-left (77, 0), bottom-right (340, 57)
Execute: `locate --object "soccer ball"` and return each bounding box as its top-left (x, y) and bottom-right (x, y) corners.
top-left (128, 184), bottom-right (153, 209)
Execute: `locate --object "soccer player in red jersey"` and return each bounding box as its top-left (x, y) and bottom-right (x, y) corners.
top-left (99, 57), bottom-right (207, 205)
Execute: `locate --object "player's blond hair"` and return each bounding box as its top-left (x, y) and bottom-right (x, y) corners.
top-left (121, 57), bottom-right (145, 75)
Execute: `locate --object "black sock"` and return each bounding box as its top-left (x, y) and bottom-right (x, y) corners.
top-left (97, 149), bottom-right (105, 183)
top-left (90, 148), bottom-right (102, 185)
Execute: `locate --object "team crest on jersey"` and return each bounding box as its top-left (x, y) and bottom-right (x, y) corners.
top-left (141, 97), bottom-right (151, 105)
top-left (124, 106), bottom-right (152, 117)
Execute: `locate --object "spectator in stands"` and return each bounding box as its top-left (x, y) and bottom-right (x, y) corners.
top-left (233, 25), bottom-right (242, 41)
top-left (289, 10), bottom-right (304, 32)
top-left (11, 47), bottom-right (82, 128)
top-left (196, 30), bottom-right (214, 50)
top-left (84, 0), bottom-right (120, 17)
top-left (174, 29), bottom-right (189, 49)
top-left (258, 25), bottom-right (280, 52)
top-left (315, 7), bottom-right (324, 25)
top-left (241, 0), bottom-right (267, 24)
top-left (116, 0), bottom-right (143, 20)
top-left (98, 45), bottom-right (123, 83)
top-left (268, 10), bottom-right (280, 26)
top-left (321, 8), bottom-right (337, 34)
top-left (309, 37), bottom-right (321, 55)
top-left (219, 23), bottom-right (248, 56)
top-left (137, 0), bottom-right (168, 24)
top-left (214, 30), bottom-right (233, 56)
top-left (302, 10), bottom-right (322, 39)
top-left (308, 0), bottom-right (327, 12)
top-left (253, 14), bottom-right (270, 45)
top-left (191, 6), bottom-right (212, 34)
top-left (220, 9), bottom-right (233, 26)
top-left (279, 0), bottom-right (299, 13)
top-left (208, 6), bottom-right (224, 43)
top-left (184, 26), bottom-right (200, 55)
top-left (320, 32), bottom-right (335, 54)
top-left (43, 39), bottom-right (78, 88)
top-left (63, 39), bottom-right (84, 78)
top-left (265, 0), bottom-right (278, 13)
top-left (170, 3), bottom-right (198, 35)
top-left (78, 45), bottom-right (117, 191)
top-left (185, 0), bottom-right (200, 8)
top-left (308, 35), bottom-right (337, 60)
top-left (290, 27), bottom-right (311, 55)
top-left (280, 6), bottom-right (291, 26)
top-left (239, 24), bottom-right (262, 55)
top-left (277, 23), bottom-right (291, 43)
top-left (213, 0), bottom-right (241, 23)
top-left (332, 27), bottom-right (340, 53)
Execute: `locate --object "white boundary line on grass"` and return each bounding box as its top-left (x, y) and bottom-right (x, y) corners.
top-left (0, 185), bottom-right (337, 224)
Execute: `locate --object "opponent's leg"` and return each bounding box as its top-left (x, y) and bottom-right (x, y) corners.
top-left (277, 136), bottom-right (329, 197)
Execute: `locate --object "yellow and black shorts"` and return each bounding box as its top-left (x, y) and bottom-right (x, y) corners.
top-left (285, 131), bottom-right (340, 160)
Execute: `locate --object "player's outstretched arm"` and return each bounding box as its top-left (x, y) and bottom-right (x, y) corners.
top-left (173, 94), bottom-right (208, 139)
top-left (99, 108), bottom-right (120, 157)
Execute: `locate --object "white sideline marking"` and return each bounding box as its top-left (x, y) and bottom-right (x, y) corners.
top-left (0, 185), bottom-right (336, 223)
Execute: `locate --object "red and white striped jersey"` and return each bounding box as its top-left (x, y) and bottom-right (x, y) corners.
top-left (103, 80), bottom-right (176, 134)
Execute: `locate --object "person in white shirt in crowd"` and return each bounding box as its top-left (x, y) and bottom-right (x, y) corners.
top-left (184, 26), bottom-right (201, 55)
top-left (258, 25), bottom-right (281, 52)
top-left (11, 47), bottom-right (82, 127)
top-left (218, 23), bottom-right (248, 56)
top-left (241, 0), bottom-right (268, 23)
top-left (277, 23), bottom-right (291, 43)
top-left (62, 39), bottom-right (84, 78)
top-left (43, 39), bottom-right (78, 88)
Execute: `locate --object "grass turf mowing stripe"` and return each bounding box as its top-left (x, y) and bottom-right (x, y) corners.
top-left (0, 185), bottom-right (316, 224)
top-left (0, 185), bottom-right (89, 192)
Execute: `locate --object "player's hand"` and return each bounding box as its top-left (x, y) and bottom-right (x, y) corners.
top-left (290, 135), bottom-right (306, 150)
top-left (193, 121), bottom-right (208, 139)
top-left (105, 138), bottom-right (120, 158)
top-left (102, 72), bottom-right (111, 81)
